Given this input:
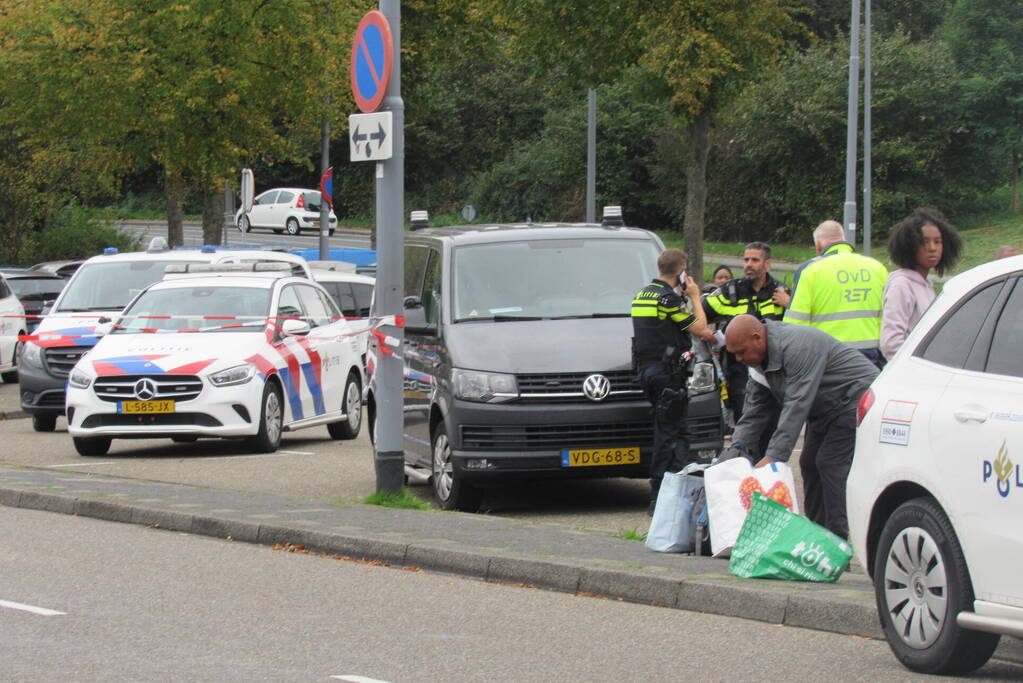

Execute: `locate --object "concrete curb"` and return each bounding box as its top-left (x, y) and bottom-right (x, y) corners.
top-left (0, 410), bottom-right (28, 421)
top-left (1, 482), bottom-right (1020, 664)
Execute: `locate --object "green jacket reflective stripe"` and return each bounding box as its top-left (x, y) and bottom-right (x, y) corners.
top-left (631, 279), bottom-right (695, 362)
top-left (703, 274), bottom-right (787, 323)
top-left (782, 242), bottom-right (887, 349)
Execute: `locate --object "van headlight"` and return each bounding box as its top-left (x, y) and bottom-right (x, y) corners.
top-left (208, 363), bottom-right (257, 387)
top-left (69, 368), bottom-right (92, 389)
top-left (20, 342), bottom-right (43, 369)
top-left (452, 369), bottom-right (518, 403)
top-left (688, 361), bottom-right (716, 395)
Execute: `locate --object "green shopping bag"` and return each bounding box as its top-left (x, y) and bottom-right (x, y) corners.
top-left (728, 493), bottom-right (853, 582)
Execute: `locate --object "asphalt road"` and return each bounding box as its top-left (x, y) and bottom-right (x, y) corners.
top-left (9, 506), bottom-right (1015, 682)
top-left (0, 381), bottom-right (654, 535)
top-left (120, 219), bottom-right (372, 251)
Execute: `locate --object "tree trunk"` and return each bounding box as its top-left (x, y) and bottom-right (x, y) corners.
top-left (165, 169), bottom-right (185, 247)
top-left (682, 110), bottom-right (711, 288)
top-left (1013, 149), bottom-right (1020, 214)
top-left (202, 184), bottom-right (225, 245)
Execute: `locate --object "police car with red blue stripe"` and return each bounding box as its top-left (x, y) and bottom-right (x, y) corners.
top-left (64, 263), bottom-right (364, 456)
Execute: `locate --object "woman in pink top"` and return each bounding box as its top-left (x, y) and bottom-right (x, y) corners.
top-left (881, 208), bottom-right (963, 360)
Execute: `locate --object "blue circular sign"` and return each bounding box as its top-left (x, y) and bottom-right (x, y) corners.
top-left (350, 11), bottom-right (393, 113)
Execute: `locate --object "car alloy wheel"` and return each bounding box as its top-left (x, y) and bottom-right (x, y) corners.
top-left (239, 216), bottom-right (251, 233)
top-left (430, 424), bottom-right (481, 512)
top-left (286, 218), bottom-right (300, 235)
top-left (247, 382), bottom-right (283, 453)
top-left (882, 525), bottom-right (947, 649)
top-left (327, 372), bottom-right (362, 440)
top-left (874, 497), bottom-right (1000, 675)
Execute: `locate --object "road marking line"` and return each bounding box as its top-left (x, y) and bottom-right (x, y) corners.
top-left (331, 676), bottom-right (392, 683)
top-left (0, 599), bottom-right (66, 616)
top-left (278, 450), bottom-right (315, 455)
top-left (44, 462), bottom-right (117, 468)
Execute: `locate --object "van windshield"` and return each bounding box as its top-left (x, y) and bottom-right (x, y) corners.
top-left (55, 260), bottom-right (197, 312)
top-left (452, 238), bottom-right (660, 322)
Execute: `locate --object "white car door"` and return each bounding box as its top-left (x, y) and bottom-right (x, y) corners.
top-left (923, 275), bottom-right (1023, 608)
top-left (296, 283), bottom-right (353, 415)
top-left (248, 190), bottom-right (278, 228)
top-left (271, 190), bottom-right (296, 230)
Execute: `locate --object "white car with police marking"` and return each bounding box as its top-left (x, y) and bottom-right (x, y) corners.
top-left (848, 254), bottom-right (1023, 675)
top-left (65, 265), bottom-right (364, 456)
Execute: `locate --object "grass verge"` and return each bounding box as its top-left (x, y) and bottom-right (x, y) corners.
top-left (363, 488), bottom-right (433, 511)
top-left (619, 527), bottom-right (647, 542)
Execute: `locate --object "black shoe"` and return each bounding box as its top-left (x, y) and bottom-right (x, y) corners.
top-left (648, 498), bottom-right (657, 517)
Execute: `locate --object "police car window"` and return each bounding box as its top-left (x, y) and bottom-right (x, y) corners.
top-left (276, 191), bottom-right (294, 205)
top-left (317, 288), bottom-right (341, 321)
top-left (985, 279), bottom-right (1023, 378)
top-left (255, 191), bottom-right (278, 206)
top-left (917, 281), bottom-right (1002, 369)
top-left (328, 282), bottom-right (357, 317)
top-left (277, 285), bottom-right (306, 323)
top-left (297, 285), bottom-right (332, 327)
top-left (352, 283), bottom-right (373, 317)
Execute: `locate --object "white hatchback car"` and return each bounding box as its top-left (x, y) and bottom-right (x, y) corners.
top-left (66, 266), bottom-right (364, 456)
top-left (236, 188), bottom-right (338, 236)
top-left (848, 255), bottom-right (1023, 675)
top-left (0, 273), bottom-right (26, 383)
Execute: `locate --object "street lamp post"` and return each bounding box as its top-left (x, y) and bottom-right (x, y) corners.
top-left (843, 0), bottom-right (861, 249)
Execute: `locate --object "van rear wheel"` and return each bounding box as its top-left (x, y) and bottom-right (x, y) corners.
top-left (431, 423), bottom-right (480, 512)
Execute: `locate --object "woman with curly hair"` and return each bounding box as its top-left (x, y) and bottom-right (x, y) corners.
top-left (881, 207), bottom-right (963, 359)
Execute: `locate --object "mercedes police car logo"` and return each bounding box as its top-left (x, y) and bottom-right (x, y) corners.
top-left (134, 378), bottom-right (158, 401)
top-left (582, 374), bottom-right (610, 402)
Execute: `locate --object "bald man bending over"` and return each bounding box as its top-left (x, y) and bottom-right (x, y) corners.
top-left (723, 315), bottom-right (878, 538)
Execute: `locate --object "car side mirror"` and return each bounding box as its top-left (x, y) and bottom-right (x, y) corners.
top-left (94, 322), bottom-right (114, 337)
top-left (403, 305), bottom-right (437, 335)
top-left (280, 318), bottom-right (311, 336)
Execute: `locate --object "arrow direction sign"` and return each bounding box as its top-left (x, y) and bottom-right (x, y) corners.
top-left (349, 111), bottom-right (393, 162)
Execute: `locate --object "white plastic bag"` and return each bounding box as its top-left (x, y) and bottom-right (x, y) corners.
top-left (645, 463), bottom-right (709, 553)
top-left (704, 457), bottom-right (799, 558)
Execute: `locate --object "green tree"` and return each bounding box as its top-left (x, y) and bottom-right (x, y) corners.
top-left (0, 0), bottom-right (359, 245)
top-left (945, 0), bottom-right (1023, 212)
top-left (479, 0), bottom-right (802, 282)
top-left (701, 31), bottom-right (995, 243)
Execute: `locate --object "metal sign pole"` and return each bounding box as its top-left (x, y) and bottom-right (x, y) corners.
top-left (843, 0), bottom-right (861, 249)
top-left (319, 98), bottom-right (331, 260)
top-left (586, 88), bottom-right (596, 223)
top-left (374, 0), bottom-right (405, 494)
top-left (862, 0), bottom-right (873, 256)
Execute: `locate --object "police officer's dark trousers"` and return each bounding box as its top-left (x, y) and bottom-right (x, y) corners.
top-left (799, 404), bottom-right (856, 539)
top-left (638, 362), bottom-right (690, 498)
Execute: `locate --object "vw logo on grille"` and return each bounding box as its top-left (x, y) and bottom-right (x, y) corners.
top-left (582, 374), bottom-right (611, 402)
top-left (134, 378), bottom-right (158, 401)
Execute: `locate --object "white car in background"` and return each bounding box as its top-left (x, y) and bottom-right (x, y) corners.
top-left (848, 255), bottom-right (1023, 675)
top-left (236, 188), bottom-right (338, 236)
top-left (0, 272), bottom-right (26, 383)
top-left (65, 265), bottom-right (364, 456)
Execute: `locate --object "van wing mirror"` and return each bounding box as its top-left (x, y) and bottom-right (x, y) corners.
top-left (403, 305), bottom-right (437, 335)
top-left (403, 295), bottom-right (422, 309)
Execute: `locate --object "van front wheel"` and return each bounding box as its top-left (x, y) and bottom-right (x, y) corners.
top-left (431, 423), bottom-right (480, 512)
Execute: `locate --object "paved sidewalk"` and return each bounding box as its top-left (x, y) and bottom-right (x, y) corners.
top-left (1, 461), bottom-right (1020, 665)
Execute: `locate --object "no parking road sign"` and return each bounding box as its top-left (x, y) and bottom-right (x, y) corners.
top-left (350, 10), bottom-right (394, 114)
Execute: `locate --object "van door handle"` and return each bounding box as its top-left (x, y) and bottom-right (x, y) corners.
top-left (953, 409), bottom-right (988, 423)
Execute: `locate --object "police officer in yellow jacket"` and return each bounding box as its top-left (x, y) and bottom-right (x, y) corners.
top-left (631, 248), bottom-right (708, 513)
top-left (700, 241), bottom-right (788, 423)
top-left (784, 220), bottom-right (888, 367)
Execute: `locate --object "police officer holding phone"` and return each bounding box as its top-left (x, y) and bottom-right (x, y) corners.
top-left (631, 248), bottom-right (708, 514)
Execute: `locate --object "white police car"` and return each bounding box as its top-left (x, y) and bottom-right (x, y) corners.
top-left (848, 255), bottom-right (1023, 675)
top-left (65, 265), bottom-right (364, 456)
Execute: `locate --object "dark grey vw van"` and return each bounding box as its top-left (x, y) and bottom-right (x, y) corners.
top-left (367, 222), bottom-right (723, 511)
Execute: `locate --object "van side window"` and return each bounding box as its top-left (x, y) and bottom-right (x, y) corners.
top-left (404, 246), bottom-right (430, 300)
top-left (422, 250), bottom-right (441, 324)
